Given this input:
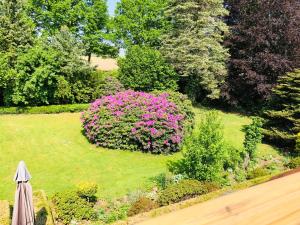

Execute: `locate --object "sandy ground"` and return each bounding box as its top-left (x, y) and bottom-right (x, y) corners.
top-left (82, 56), bottom-right (118, 71)
top-left (137, 172), bottom-right (300, 225)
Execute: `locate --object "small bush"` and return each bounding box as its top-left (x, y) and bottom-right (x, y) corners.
top-left (98, 201), bottom-right (129, 224)
top-left (76, 182), bottom-right (98, 201)
top-left (168, 111), bottom-right (227, 182)
top-left (52, 191), bottom-right (97, 224)
top-left (127, 197), bottom-right (158, 217)
top-left (246, 167), bottom-right (270, 180)
top-left (0, 104), bottom-right (89, 114)
top-left (157, 179), bottom-right (218, 206)
top-left (243, 117), bottom-right (263, 160)
top-left (119, 45), bottom-right (178, 92)
top-left (81, 90), bottom-right (191, 153)
top-left (287, 157), bottom-right (300, 169)
top-left (153, 173), bottom-right (185, 190)
top-left (92, 75), bottom-right (125, 100)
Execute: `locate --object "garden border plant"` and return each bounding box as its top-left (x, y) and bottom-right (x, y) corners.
top-left (81, 90), bottom-right (194, 154)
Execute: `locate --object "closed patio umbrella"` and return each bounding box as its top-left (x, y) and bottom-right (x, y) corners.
top-left (12, 161), bottom-right (35, 225)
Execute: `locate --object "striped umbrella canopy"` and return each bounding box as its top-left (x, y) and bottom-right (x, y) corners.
top-left (12, 161), bottom-right (35, 225)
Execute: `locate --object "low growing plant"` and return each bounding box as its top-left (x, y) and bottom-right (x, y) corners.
top-left (246, 167), bottom-right (270, 180)
top-left (287, 157), bottom-right (300, 169)
top-left (76, 182), bottom-right (98, 202)
top-left (52, 191), bottom-right (97, 224)
top-left (157, 179), bottom-right (219, 206)
top-left (127, 197), bottom-right (158, 217)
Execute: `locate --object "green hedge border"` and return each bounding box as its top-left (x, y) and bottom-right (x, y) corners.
top-left (0, 104), bottom-right (89, 115)
top-left (115, 172), bottom-right (285, 225)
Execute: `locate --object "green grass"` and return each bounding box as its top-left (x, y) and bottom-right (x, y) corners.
top-left (0, 107), bottom-right (279, 201)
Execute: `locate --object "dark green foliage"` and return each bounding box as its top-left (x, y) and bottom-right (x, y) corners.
top-left (246, 167), bottom-right (269, 180)
top-left (263, 70), bottom-right (300, 150)
top-left (223, 0), bottom-right (300, 107)
top-left (161, 0), bottom-right (229, 101)
top-left (26, 0), bottom-right (117, 58)
top-left (0, 0), bottom-right (35, 104)
top-left (157, 179), bottom-right (219, 206)
top-left (3, 28), bottom-right (95, 106)
top-left (169, 111), bottom-right (227, 183)
top-left (92, 74), bottom-right (125, 100)
top-left (0, 104), bottom-right (89, 114)
top-left (297, 133), bottom-right (300, 152)
top-left (119, 46), bottom-right (178, 92)
top-left (243, 117), bottom-right (263, 160)
top-left (127, 197), bottom-right (158, 217)
top-left (52, 191), bottom-right (97, 224)
top-left (113, 0), bottom-right (169, 48)
top-left (287, 157), bottom-right (300, 169)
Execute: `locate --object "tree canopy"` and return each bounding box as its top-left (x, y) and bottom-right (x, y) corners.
top-left (161, 0), bottom-right (229, 101)
top-left (113, 0), bottom-right (169, 49)
top-left (27, 0), bottom-right (117, 59)
top-left (223, 0), bottom-right (300, 107)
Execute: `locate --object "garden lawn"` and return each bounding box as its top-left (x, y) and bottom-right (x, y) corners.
top-left (0, 107), bottom-right (279, 201)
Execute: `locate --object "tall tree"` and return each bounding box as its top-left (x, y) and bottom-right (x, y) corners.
top-left (113, 0), bottom-right (169, 49)
top-left (27, 0), bottom-right (117, 60)
top-left (161, 0), bottom-right (229, 101)
top-left (263, 70), bottom-right (300, 151)
top-left (223, 0), bottom-right (300, 107)
top-left (0, 0), bottom-right (35, 104)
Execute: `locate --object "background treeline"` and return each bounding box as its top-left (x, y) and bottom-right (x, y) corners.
top-left (0, 0), bottom-right (299, 150)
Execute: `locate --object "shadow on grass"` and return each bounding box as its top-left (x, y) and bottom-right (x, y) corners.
top-left (35, 207), bottom-right (48, 225)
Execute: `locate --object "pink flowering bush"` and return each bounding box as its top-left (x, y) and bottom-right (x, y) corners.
top-left (81, 90), bottom-right (193, 153)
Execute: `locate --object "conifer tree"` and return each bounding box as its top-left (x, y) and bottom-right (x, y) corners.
top-left (263, 70), bottom-right (300, 151)
top-left (161, 0), bottom-right (229, 101)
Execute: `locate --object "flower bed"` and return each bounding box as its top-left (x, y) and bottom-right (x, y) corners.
top-left (81, 90), bottom-right (192, 153)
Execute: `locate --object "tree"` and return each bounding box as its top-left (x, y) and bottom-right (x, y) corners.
top-left (222, 0), bottom-right (300, 108)
top-left (0, 0), bottom-right (35, 104)
top-left (27, 0), bottom-right (117, 60)
top-left (168, 111), bottom-right (227, 183)
top-left (118, 45), bottom-right (178, 92)
top-left (263, 70), bottom-right (300, 151)
top-left (4, 28), bottom-right (95, 106)
top-left (161, 0), bottom-right (229, 101)
top-left (113, 0), bottom-right (169, 49)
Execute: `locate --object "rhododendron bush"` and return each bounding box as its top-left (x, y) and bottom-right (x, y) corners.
top-left (81, 90), bottom-right (193, 153)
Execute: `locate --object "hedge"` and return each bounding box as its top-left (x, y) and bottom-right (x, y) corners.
top-left (0, 104), bottom-right (89, 115)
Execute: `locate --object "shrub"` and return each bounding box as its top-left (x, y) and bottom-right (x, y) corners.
top-left (0, 104), bottom-right (89, 114)
top-left (152, 90), bottom-right (194, 134)
top-left (127, 197), bottom-right (158, 217)
top-left (98, 201), bottom-right (129, 224)
top-left (52, 191), bottom-right (97, 224)
top-left (243, 117), bottom-right (263, 161)
top-left (91, 74), bottom-right (125, 100)
top-left (287, 157), bottom-right (300, 169)
top-left (76, 182), bottom-right (98, 201)
top-left (118, 45), bottom-right (178, 92)
top-left (81, 90), bottom-right (191, 153)
top-left (168, 111), bottom-right (227, 182)
top-left (157, 179), bottom-right (218, 206)
top-left (246, 167), bottom-right (270, 180)
top-left (153, 173), bottom-right (185, 190)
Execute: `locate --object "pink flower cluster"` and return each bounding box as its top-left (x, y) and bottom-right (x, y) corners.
top-left (81, 90), bottom-right (186, 153)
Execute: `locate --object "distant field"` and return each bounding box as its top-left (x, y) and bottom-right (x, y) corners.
top-left (82, 56), bottom-right (118, 71)
top-left (0, 107), bottom-right (278, 201)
